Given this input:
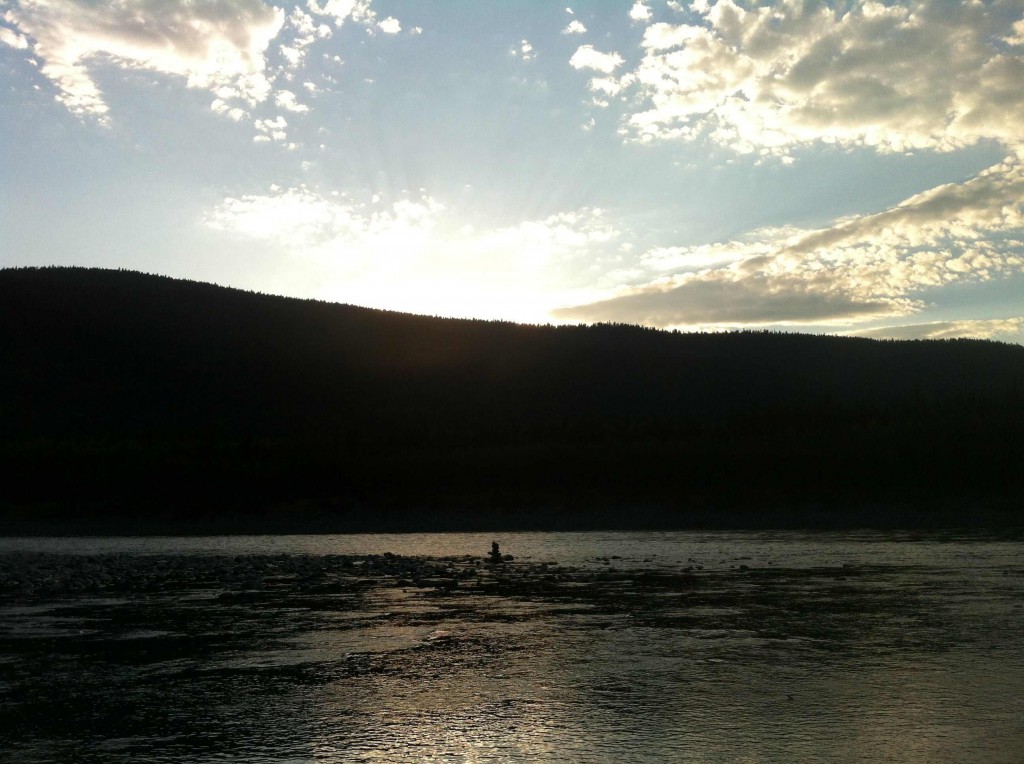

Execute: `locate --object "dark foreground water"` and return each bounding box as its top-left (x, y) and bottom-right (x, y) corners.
top-left (1, 531), bottom-right (1022, 763)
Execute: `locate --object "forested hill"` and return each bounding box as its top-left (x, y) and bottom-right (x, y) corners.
top-left (3, 266), bottom-right (1023, 530)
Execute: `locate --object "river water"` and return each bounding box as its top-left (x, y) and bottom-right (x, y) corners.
top-left (1, 530), bottom-right (1022, 762)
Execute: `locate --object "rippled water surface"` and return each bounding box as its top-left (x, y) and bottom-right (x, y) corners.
top-left (1, 530), bottom-right (1022, 762)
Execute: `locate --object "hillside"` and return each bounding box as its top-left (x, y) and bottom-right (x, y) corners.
top-left (2, 266), bottom-right (1023, 530)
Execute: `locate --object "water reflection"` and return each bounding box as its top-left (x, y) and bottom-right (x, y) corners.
top-left (1, 532), bottom-right (1022, 762)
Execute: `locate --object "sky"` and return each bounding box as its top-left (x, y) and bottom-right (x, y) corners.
top-left (2, 0), bottom-right (1023, 343)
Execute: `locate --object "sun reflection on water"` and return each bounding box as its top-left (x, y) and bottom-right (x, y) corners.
top-left (1, 531), bottom-right (1022, 762)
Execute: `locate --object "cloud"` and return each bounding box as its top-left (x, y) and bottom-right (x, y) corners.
top-left (308, 0), bottom-right (376, 26)
top-left (570, 45), bottom-right (632, 105)
top-left (629, 3), bottom-right (652, 22)
top-left (569, 45), bottom-right (624, 73)
top-left (204, 188), bottom-right (619, 322)
top-left (274, 89), bottom-right (308, 113)
top-left (555, 156), bottom-right (1024, 328)
top-left (562, 20), bottom-right (587, 35)
top-left (253, 115), bottom-right (288, 143)
top-left (204, 185), bottom-right (445, 260)
top-left (211, 99), bottom-right (247, 121)
top-left (611, 0), bottom-right (1024, 154)
top-left (3, 0), bottom-right (284, 120)
top-left (308, 0), bottom-right (408, 39)
top-left (588, 76), bottom-right (627, 98)
top-left (511, 40), bottom-right (536, 62)
top-left (1008, 18), bottom-right (1024, 46)
top-left (557, 3), bottom-right (1024, 331)
top-left (206, 187), bottom-right (616, 265)
top-left (377, 17), bottom-right (400, 35)
top-left (556, 276), bottom-right (894, 326)
top-left (849, 318), bottom-right (1024, 341)
top-left (206, 186), bottom-right (349, 248)
top-left (781, 156), bottom-right (1024, 256)
top-left (0, 25), bottom-right (29, 50)
top-left (277, 6), bottom-right (330, 70)
top-left (479, 209), bottom-right (618, 265)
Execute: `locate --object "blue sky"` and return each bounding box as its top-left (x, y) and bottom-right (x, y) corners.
top-left (2, 0), bottom-right (1022, 342)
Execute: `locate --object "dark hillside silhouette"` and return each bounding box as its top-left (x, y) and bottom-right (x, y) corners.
top-left (2, 266), bottom-right (1022, 530)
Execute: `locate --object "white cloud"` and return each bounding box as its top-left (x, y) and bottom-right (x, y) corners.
top-left (1007, 18), bottom-right (1024, 46)
top-left (512, 40), bottom-right (536, 62)
top-left (0, 25), bottom-right (29, 50)
top-left (206, 186), bottom-right (349, 247)
top-left (279, 45), bottom-right (303, 66)
top-left (254, 115), bottom-right (288, 142)
top-left (206, 187), bottom-right (445, 259)
top-left (613, 0), bottom-right (1024, 155)
top-left (571, 45), bottom-right (630, 106)
top-left (309, 0), bottom-right (404, 38)
top-left (629, 3), bottom-right (652, 22)
top-left (589, 77), bottom-right (626, 98)
top-left (206, 189), bottom-right (617, 265)
top-left (3, 0), bottom-right (284, 120)
top-left (377, 17), bottom-right (400, 35)
top-left (569, 45), bottom-right (624, 74)
top-left (218, 71), bottom-right (273, 113)
top-left (211, 99), bottom-right (247, 121)
top-left (562, 20), bottom-right (587, 35)
top-left (481, 209), bottom-right (618, 265)
top-left (555, 156), bottom-right (1024, 328)
top-left (775, 156), bottom-right (1024, 264)
top-left (275, 6), bottom-right (328, 70)
top-left (308, 0), bottom-right (375, 26)
top-left (205, 189), bottom-right (619, 322)
top-left (274, 89), bottom-right (309, 113)
top-left (289, 7), bottom-right (318, 37)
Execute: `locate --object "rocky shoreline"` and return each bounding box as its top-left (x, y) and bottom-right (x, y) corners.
top-left (0, 551), bottom-right (702, 604)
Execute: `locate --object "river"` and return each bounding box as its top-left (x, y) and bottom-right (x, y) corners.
top-left (1, 530), bottom-right (1022, 762)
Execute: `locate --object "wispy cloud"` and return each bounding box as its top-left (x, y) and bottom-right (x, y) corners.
top-left (552, 1), bottom-right (1024, 336)
top-left (3, 0), bottom-right (285, 121)
top-left (204, 187), bottom-right (618, 322)
top-left (848, 318), bottom-right (1024, 341)
top-left (558, 276), bottom-right (894, 326)
top-left (1, 0), bottom-right (404, 125)
top-left (555, 155), bottom-right (1024, 328)
top-left (205, 186), bottom-right (442, 251)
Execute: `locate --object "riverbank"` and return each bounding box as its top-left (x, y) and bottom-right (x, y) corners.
top-left (2, 495), bottom-right (1021, 536)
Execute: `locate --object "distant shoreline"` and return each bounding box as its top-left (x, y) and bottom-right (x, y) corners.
top-left (3, 497), bottom-right (1021, 536)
